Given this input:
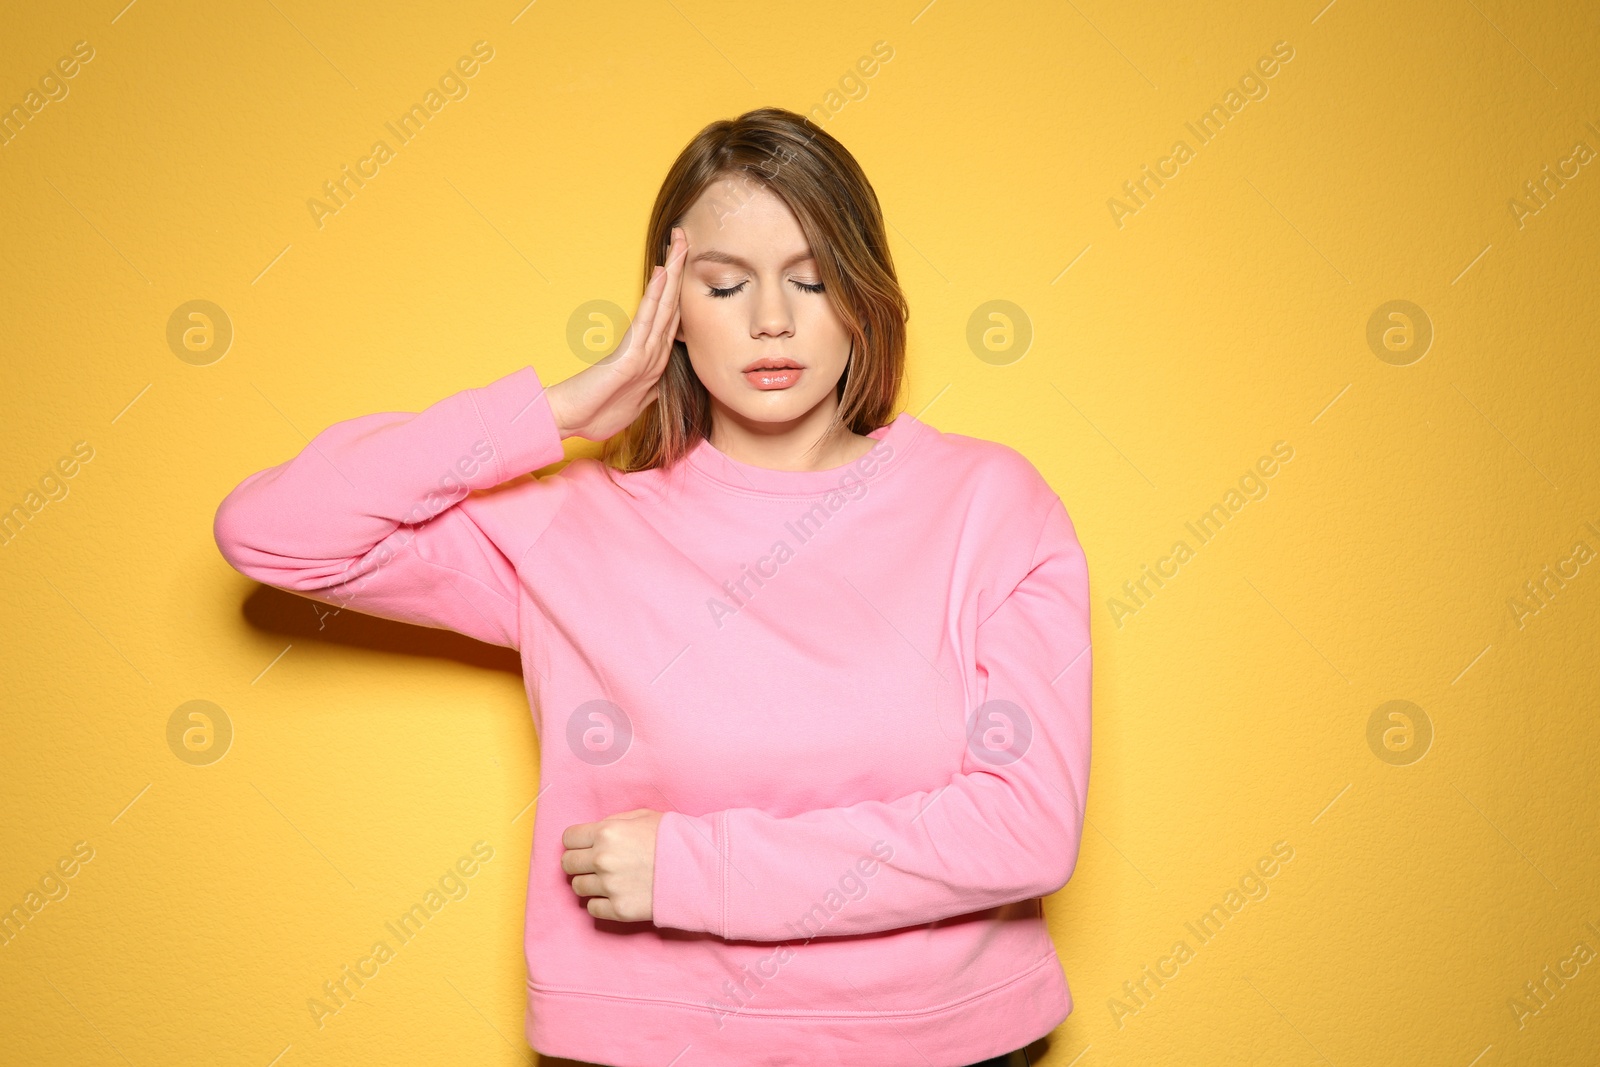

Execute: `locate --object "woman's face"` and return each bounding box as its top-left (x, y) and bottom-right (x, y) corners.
top-left (673, 176), bottom-right (853, 428)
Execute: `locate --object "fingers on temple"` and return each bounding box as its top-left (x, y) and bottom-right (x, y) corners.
top-left (633, 271), bottom-right (664, 337)
top-left (648, 263), bottom-right (684, 350)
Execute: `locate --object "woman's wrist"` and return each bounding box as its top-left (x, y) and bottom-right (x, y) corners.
top-left (545, 378), bottom-right (572, 440)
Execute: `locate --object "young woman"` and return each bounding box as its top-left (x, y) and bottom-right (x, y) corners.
top-left (215, 107), bottom-right (1092, 1067)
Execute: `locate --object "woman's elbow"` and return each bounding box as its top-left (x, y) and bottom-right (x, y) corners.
top-left (1040, 851), bottom-right (1079, 897)
top-left (1017, 818), bottom-right (1083, 898)
top-left (212, 480), bottom-right (294, 583)
top-left (212, 489), bottom-right (258, 577)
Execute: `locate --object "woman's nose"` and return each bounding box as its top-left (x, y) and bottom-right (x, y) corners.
top-left (751, 282), bottom-right (795, 338)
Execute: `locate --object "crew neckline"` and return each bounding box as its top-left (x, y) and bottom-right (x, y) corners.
top-left (683, 412), bottom-right (923, 496)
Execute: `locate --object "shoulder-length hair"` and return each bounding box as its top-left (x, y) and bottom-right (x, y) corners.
top-left (600, 106), bottom-right (908, 475)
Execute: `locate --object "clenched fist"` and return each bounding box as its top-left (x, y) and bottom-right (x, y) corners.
top-left (561, 808), bottom-right (663, 922)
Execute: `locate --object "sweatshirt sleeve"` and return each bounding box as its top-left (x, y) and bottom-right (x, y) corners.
top-left (650, 494), bottom-right (1092, 941)
top-left (212, 364), bottom-right (567, 650)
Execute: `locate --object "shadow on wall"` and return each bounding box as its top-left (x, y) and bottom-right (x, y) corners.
top-left (239, 584), bottom-right (523, 676)
top-left (535, 1033), bottom-right (1052, 1066)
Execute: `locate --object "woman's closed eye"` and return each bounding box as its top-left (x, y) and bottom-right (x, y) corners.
top-left (707, 278), bottom-right (826, 299)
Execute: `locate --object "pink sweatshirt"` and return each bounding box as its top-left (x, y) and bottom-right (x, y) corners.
top-left (213, 363), bottom-right (1093, 1067)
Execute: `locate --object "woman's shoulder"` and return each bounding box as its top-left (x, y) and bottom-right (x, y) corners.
top-left (912, 418), bottom-right (1060, 512)
top-left (909, 421), bottom-right (1079, 603)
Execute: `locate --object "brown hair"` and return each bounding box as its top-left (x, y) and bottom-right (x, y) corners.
top-left (600, 106), bottom-right (907, 476)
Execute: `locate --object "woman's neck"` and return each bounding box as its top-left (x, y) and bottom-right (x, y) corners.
top-left (704, 399), bottom-right (875, 472)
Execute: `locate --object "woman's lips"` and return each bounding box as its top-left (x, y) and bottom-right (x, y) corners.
top-left (743, 366), bottom-right (803, 390)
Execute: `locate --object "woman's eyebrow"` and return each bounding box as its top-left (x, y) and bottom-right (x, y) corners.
top-left (689, 249), bottom-right (815, 268)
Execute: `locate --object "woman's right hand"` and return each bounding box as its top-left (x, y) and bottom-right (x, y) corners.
top-left (546, 227), bottom-right (688, 442)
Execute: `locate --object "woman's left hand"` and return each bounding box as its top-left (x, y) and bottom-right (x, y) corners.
top-left (561, 808), bottom-right (663, 921)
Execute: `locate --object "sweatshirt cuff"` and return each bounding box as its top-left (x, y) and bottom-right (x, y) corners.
top-left (467, 364), bottom-right (566, 485)
top-left (651, 810), bottom-right (727, 937)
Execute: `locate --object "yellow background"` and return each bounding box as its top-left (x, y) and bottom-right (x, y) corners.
top-left (3, 1), bottom-right (1597, 1064)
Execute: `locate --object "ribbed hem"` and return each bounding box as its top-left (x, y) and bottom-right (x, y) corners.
top-left (524, 951), bottom-right (1071, 1067)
